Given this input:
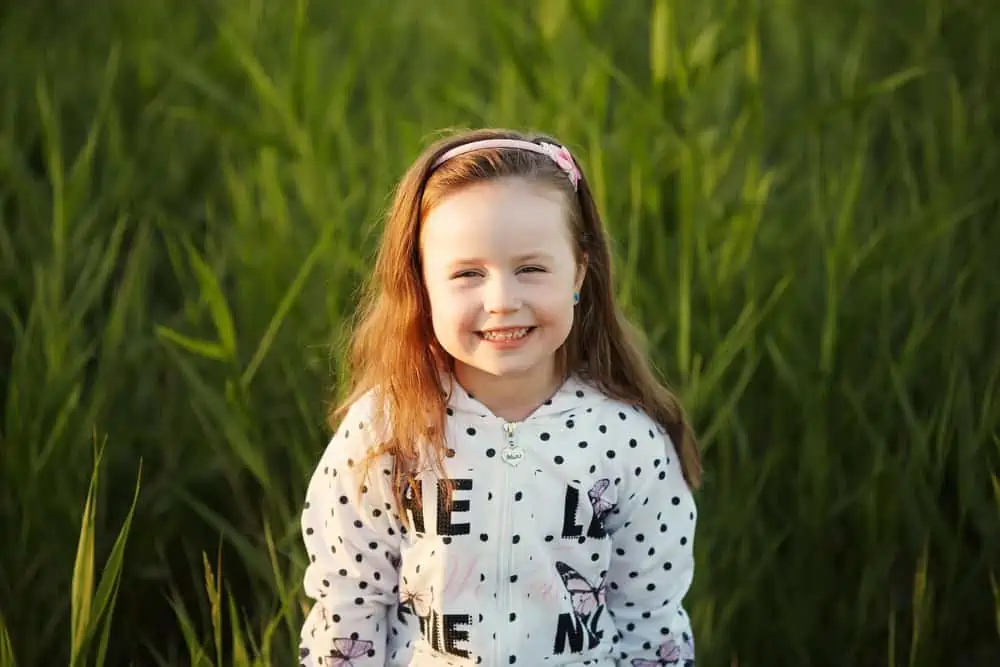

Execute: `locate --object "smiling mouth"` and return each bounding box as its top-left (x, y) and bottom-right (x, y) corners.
top-left (477, 327), bottom-right (535, 342)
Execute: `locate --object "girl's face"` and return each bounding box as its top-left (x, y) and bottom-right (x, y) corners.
top-left (420, 177), bottom-right (585, 401)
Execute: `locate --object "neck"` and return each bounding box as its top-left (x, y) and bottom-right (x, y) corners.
top-left (453, 360), bottom-right (564, 422)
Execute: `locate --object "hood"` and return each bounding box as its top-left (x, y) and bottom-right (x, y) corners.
top-left (441, 373), bottom-right (607, 421)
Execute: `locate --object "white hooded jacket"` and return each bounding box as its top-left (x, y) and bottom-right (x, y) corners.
top-left (299, 375), bottom-right (697, 667)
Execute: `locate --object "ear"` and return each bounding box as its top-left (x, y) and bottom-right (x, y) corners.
top-left (574, 252), bottom-right (588, 292)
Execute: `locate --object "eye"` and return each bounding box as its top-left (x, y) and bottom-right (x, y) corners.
top-left (519, 266), bottom-right (546, 274)
top-left (451, 270), bottom-right (482, 279)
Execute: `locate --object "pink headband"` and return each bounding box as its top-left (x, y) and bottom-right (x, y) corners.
top-left (431, 138), bottom-right (582, 190)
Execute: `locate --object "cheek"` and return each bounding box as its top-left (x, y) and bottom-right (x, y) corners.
top-left (427, 286), bottom-right (477, 331)
top-left (534, 290), bottom-right (576, 325)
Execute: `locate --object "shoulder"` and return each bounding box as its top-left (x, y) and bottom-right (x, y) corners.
top-left (588, 394), bottom-right (680, 459)
top-left (320, 389), bottom-right (393, 468)
top-left (587, 392), bottom-right (665, 436)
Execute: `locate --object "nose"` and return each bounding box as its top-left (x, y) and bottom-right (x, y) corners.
top-left (484, 275), bottom-right (521, 313)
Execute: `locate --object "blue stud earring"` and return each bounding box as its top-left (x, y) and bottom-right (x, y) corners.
top-left (573, 291), bottom-right (580, 304)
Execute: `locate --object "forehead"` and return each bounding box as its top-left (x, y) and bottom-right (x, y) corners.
top-left (420, 178), bottom-right (574, 262)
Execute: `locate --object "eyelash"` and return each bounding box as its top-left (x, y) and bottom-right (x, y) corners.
top-left (453, 266), bottom-right (545, 279)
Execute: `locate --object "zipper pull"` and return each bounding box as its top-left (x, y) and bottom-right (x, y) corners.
top-left (500, 422), bottom-right (523, 466)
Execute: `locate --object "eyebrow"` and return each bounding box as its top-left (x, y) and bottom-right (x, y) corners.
top-left (448, 252), bottom-right (554, 268)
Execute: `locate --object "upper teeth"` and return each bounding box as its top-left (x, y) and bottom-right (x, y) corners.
top-left (481, 328), bottom-right (530, 341)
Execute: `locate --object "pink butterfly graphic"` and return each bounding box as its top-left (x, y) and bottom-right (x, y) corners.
top-left (326, 637), bottom-right (374, 667)
top-left (630, 634), bottom-right (695, 667)
top-left (555, 561), bottom-right (607, 617)
top-left (400, 587), bottom-right (433, 618)
top-left (587, 478), bottom-right (614, 522)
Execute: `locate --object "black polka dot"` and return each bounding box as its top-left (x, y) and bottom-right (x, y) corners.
top-left (514, 491), bottom-right (523, 501)
top-left (672, 496), bottom-right (680, 505)
top-left (512, 535), bottom-right (520, 544)
top-left (467, 427), bottom-right (477, 436)
top-left (599, 425), bottom-right (607, 433)
top-left (606, 450), bottom-right (616, 459)
top-left (566, 419), bottom-right (574, 428)
top-left (618, 411), bottom-right (626, 420)
top-left (554, 455), bottom-right (564, 464)
top-left (486, 448), bottom-right (496, 458)
top-left (540, 432), bottom-right (550, 441)
top-left (578, 441), bottom-right (588, 448)
top-left (480, 533), bottom-right (488, 541)
top-left (663, 562), bottom-right (673, 570)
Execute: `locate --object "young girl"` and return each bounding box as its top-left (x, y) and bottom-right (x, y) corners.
top-left (298, 129), bottom-right (701, 667)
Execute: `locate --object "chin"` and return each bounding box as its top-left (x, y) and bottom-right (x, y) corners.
top-left (469, 354), bottom-right (554, 379)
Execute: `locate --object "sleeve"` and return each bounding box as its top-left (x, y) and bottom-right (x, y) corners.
top-left (604, 424), bottom-right (698, 666)
top-left (298, 397), bottom-right (403, 667)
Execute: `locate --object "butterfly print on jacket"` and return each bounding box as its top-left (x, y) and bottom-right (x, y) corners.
top-left (556, 560), bottom-right (608, 645)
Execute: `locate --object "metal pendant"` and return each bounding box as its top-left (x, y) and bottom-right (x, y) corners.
top-left (500, 446), bottom-right (524, 466)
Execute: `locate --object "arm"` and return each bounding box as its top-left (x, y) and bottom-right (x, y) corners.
top-left (604, 427), bottom-right (698, 666)
top-left (299, 398), bottom-right (402, 667)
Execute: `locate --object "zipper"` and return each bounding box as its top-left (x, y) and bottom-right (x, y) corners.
top-left (495, 421), bottom-right (517, 666)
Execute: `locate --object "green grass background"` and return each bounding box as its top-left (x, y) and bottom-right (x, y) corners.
top-left (1, 0), bottom-right (998, 665)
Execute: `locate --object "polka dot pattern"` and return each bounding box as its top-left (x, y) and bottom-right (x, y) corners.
top-left (298, 377), bottom-right (697, 666)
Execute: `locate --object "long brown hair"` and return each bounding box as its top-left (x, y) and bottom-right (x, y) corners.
top-left (332, 128), bottom-right (702, 518)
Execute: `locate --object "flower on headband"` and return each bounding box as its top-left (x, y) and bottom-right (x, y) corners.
top-left (537, 142), bottom-right (582, 190)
